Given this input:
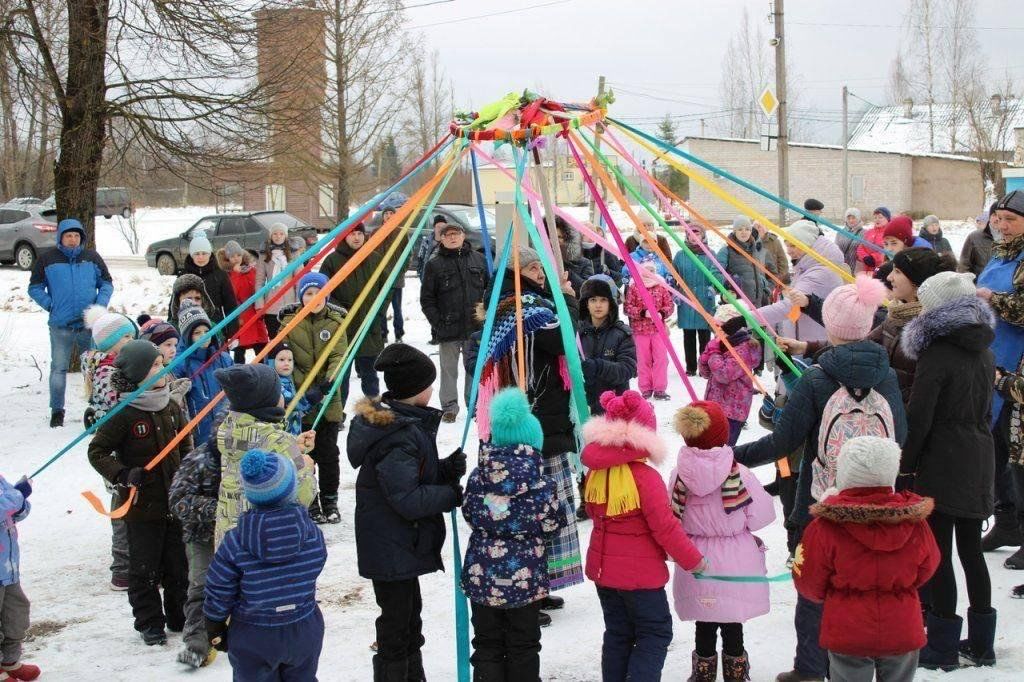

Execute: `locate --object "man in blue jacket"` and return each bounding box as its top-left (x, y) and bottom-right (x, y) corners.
top-left (28, 218), bottom-right (114, 427)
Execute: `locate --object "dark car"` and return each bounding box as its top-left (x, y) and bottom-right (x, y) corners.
top-left (0, 205), bottom-right (59, 270)
top-left (367, 203), bottom-right (497, 270)
top-left (41, 187), bottom-right (135, 219)
top-left (145, 211), bottom-right (318, 275)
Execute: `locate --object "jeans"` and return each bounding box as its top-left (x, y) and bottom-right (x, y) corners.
top-left (0, 582), bottom-right (30, 665)
top-left (439, 339), bottom-right (470, 414)
top-left (682, 329), bottom-right (711, 373)
top-left (923, 512), bottom-right (990, 618)
top-left (828, 651), bottom-right (918, 682)
top-left (372, 578), bottom-right (424, 666)
top-left (596, 586), bottom-right (673, 682)
top-left (110, 492), bottom-right (130, 579)
top-left (182, 540), bottom-right (213, 655)
top-left (381, 288), bottom-right (404, 340)
top-left (470, 601), bottom-right (542, 681)
top-left (125, 518), bottom-right (188, 632)
top-left (339, 356), bottom-right (381, 415)
top-left (793, 594), bottom-right (828, 678)
top-left (48, 325), bottom-right (93, 411)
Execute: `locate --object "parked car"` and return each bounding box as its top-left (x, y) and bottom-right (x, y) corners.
top-left (40, 187), bottom-right (135, 219)
top-left (367, 203), bottom-right (497, 271)
top-left (0, 205), bottom-right (59, 270)
top-left (1, 197), bottom-right (44, 208)
top-left (145, 210), bottom-right (318, 275)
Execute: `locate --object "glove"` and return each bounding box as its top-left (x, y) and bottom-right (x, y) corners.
top-left (450, 483), bottom-right (465, 509)
top-left (445, 448), bottom-right (467, 482)
top-left (720, 315), bottom-right (746, 337)
top-left (118, 467), bottom-right (147, 488)
top-left (13, 476), bottom-right (32, 500)
top-left (581, 358), bottom-right (596, 380)
top-left (863, 255), bottom-right (876, 268)
top-left (205, 618), bottom-right (228, 652)
top-left (304, 387), bottom-right (324, 406)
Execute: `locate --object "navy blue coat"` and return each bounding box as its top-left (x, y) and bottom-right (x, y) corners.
top-left (28, 222), bottom-right (113, 328)
top-left (580, 317), bottom-right (636, 415)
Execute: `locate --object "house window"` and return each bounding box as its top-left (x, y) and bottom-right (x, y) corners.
top-left (850, 175), bottom-right (865, 203)
top-left (562, 171), bottom-right (574, 182)
top-left (265, 184), bottom-right (286, 211)
top-left (318, 185), bottom-right (335, 218)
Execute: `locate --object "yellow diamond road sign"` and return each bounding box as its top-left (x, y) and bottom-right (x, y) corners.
top-left (759, 86), bottom-right (779, 118)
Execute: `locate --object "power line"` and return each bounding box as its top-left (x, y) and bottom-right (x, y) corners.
top-left (789, 21), bottom-right (1024, 31)
top-left (409, 0), bottom-right (573, 29)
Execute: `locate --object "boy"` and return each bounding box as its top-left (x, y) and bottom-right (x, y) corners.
top-left (173, 301), bottom-right (232, 446)
top-left (266, 342), bottom-right (321, 436)
top-left (347, 343), bottom-right (465, 680)
top-left (0, 474), bottom-right (40, 681)
top-left (87, 340), bottom-right (191, 646)
top-left (167, 273), bottom-right (217, 332)
top-left (579, 274), bottom-right (636, 414)
top-left (204, 449), bottom-right (327, 679)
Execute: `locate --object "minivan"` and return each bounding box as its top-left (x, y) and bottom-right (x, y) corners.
top-left (41, 187), bottom-right (135, 219)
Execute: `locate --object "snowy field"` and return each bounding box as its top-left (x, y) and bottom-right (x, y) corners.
top-left (0, 212), bottom-right (1017, 680)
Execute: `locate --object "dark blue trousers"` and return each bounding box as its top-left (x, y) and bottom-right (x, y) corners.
top-left (596, 586), bottom-right (673, 682)
top-left (227, 608), bottom-right (324, 681)
top-left (793, 595), bottom-right (828, 678)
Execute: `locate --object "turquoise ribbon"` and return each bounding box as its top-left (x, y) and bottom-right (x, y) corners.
top-left (695, 572), bottom-right (793, 583)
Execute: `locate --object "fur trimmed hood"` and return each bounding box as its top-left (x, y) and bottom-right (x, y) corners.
top-left (216, 247), bottom-right (255, 272)
top-left (347, 396), bottom-right (443, 470)
top-left (811, 488), bottom-right (934, 551)
top-left (581, 415), bottom-right (667, 466)
top-left (354, 396), bottom-right (397, 426)
top-left (276, 300), bottom-right (348, 323)
top-left (901, 295), bottom-right (995, 360)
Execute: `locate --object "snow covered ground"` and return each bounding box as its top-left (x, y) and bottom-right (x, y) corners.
top-left (0, 214), bottom-right (1017, 680)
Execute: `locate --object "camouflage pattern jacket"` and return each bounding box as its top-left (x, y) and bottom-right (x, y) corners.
top-left (987, 234), bottom-right (1024, 326)
top-left (168, 426), bottom-right (223, 545)
top-left (996, 367), bottom-right (1024, 467)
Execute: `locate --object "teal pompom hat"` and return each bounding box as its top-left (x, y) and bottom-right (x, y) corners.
top-left (240, 448), bottom-right (297, 508)
top-left (488, 387), bottom-right (544, 451)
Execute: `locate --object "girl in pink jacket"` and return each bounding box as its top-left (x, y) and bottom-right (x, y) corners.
top-left (624, 262), bottom-right (675, 400)
top-left (699, 306), bottom-right (762, 445)
top-left (669, 401), bottom-right (776, 682)
top-left (582, 390), bottom-right (706, 681)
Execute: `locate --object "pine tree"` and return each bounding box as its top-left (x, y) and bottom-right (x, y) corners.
top-left (656, 115), bottom-right (689, 200)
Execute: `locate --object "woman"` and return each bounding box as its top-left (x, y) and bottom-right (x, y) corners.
top-left (672, 225), bottom-right (716, 375)
top-left (180, 233), bottom-right (238, 338)
top-left (901, 271), bottom-right (997, 671)
top-left (255, 222), bottom-right (305, 340)
top-left (716, 216), bottom-right (768, 307)
top-left (856, 207), bottom-right (890, 274)
top-left (919, 215), bottom-right (953, 257)
top-left (217, 241), bottom-right (269, 363)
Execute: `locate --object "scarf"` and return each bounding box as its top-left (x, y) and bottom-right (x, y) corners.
top-left (270, 248), bottom-right (288, 280)
top-left (995, 232), bottom-right (1024, 260)
top-left (130, 385), bottom-right (172, 412)
top-left (585, 463), bottom-right (642, 516)
top-left (670, 461), bottom-right (751, 517)
top-left (887, 300), bottom-right (922, 324)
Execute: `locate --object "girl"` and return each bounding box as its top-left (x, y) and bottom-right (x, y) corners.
top-left (0, 474), bottom-right (40, 681)
top-left (717, 216), bottom-right (769, 307)
top-left (624, 262), bottom-right (674, 401)
top-left (218, 240), bottom-right (269, 363)
top-left (919, 215), bottom-right (953, 257)
top-left (672, 225), bottom-right (716, 376)
top-left (579, 274), bottom-right (636, 414)
top-left (622, 217), bottom-right (672, 283)
top-left (670, 401), bottom-right (775, 682)
top-left (254, 223), bottom-right (304, 340)
top-left (82, 305), bottom-right (138, 424)
top-left (698, 307), bottom-right (762, 446)
top-left (173, 301), bottom-right (233, 446)
top-left (180, 234), bottom-right (238, 337)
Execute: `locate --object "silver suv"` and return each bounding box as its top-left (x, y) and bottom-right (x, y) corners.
top-left (0, 205), bottom-right (59, 270)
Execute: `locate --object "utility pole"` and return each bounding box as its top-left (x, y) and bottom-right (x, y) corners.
top-left (772, 0), bottom-right (789, 227)
top-left (842, 85), bottom-right (849, 210)
top-left (588, 75), bottom-right (607, 225)
top-left (700, 118), bottom-right (705, 137)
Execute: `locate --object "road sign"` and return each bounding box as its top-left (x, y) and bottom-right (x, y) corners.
top-left (758, 86), bottom-right (779, 118)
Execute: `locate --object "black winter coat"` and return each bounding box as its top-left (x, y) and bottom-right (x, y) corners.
top-left (900, 296), bottom-right (996, 519)
top-left (564, 257), bottom-right (595, 297)
top-left (579, 298), bottom-right (636, 414)
top-left (320, 242), bottom-right (385, 358)
top-left (347, 397), bottom-right (460, 581)
top-left (583, 244), bottom-right (624, 288)
top-left (420, 244), bottom-right (488, 342)
top-left (181, 256), bottom-right (239, 338)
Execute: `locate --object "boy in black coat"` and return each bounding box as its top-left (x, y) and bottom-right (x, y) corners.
top-left (347, 344), bottom-right (466, 681)
top-left (578, 274), bottom-right (637, 414)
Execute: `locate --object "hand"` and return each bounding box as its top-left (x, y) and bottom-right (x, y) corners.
top-left (560, 274), bottom-right (575, 296)
top-left (205, 618), bottom-right (228, 652)
top-left (118, 467), bottom-right (147, 488)
top-left (13, 476), bottom-right (32, 500)
top-left (863, 255), bottom-right (876, 269)
top-left (785, 288), bottom-right (809, 308)
top-left (83, 407), bottom-right (96, 429)
top-left (581, 358), bottom-right (596, 379)
top-left (777, 337), bottom-right (808, 356)
top-left (720, 315), bottom-right (746, 337)
top-left (451, 483), bottom-right (465, 509)
top-left (977, 287), bottom-right (993, 301)
top-left (445, 448), bottom-right (467, 481)
top-left (298, 431), bottom-right (316, 453)
top-left (690, 557), bottom-right (710, 575)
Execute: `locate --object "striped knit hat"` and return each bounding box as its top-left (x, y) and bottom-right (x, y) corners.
top-left (84, 305), bottom-right (138, 352)
top-left (240, 449), bottom-right (297, 508)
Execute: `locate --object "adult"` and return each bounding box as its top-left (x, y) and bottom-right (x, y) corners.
top-left (803, 198), bottom-right (824, 218)
top-left (756, 220), bottom-right (790, 284)
top-left (420, 221), bottom-right (488, 423)
top-left (416, 215), bottom-right (447, 280)
top-left (28, 218), bottom-right (114, 427)
top-left (218, 240), bottom-right (269, 363)
top-left (960, 205), bottom-right (997, 278)
top-left (255, 222), bottom-right (305, 340)
top-left (672, 225), bottom-right (716, 375)
top-left (716, 216), bottom-right (769, 307)
top-left (874, 215), bottom-right (933, 286)
top-left (581, 222), bottom-right (624, 288)
top-left (378, 206), bottom-right (406, 343)
top-left (919, 215), bottom-right (953, 257)
top-left (900, 271), bottom-right (996, 670)
top-left (179, 233), bottom-right (238, 339)
top-left (856, 207), bottom-right (890, 274)
top-left (555, 217), bottom-right (595, 296)
top-left (835, 208), bottom-right (865, 274)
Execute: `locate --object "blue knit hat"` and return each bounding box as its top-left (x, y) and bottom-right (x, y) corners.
top-left (298, 272), bottom-right (329, 300)
top-left (489, 388), bottom-right (544, 451)
top-left (240, 449), bottom-right (297, 508)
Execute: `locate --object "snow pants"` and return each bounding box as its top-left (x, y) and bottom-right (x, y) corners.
top-left (182, 540), bottom-right (213, 656)
top-left (634, 333), bottom-right (668, 393)
top-left (597, 586), bottom-right (673, 681)
top-left (469, 601), bottom-right (542, 682)
top-left (125, 517), bottom-right (188, 632)
top-left (828, 651), bottom-right (917, 682)
top-left (0, 582), bottom-right (29, 665)
top-left (228, 608), bottom-right (324, 681)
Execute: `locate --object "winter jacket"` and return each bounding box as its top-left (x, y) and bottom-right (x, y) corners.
top-left (214, 411), bottom-right (318, 546)
top-left (180, 255), bottom-right (239, 338)
top-left (583, 244), bottom-right (624, 288)
top-left (580, 320), bottom-right (637, 415)
top-left (978, 233), bottom-right (1024, 421)
top-left (347, 397), bottom-right (460, 581)
top-left (622, 243), bottom-right (671, 284)
top-left (959, 226), bottom-right (994, 278)
top-left (82, 350), bottom-right (120, 418)
top-left (901, 296), bottom-right (996, 519)
top-left (420, 243), bottom-right (488, 342)
top-left (669, 446), bottom-right (775, 623)
top-left (672, 248), bottom-right (716, 331)
top-left (856, 226), bottom-right (887, 274)
top-left (172, 340), bottom-right (233, 446)
top-left (218, 250), bottom-right (269, 349)
top-left (733, 341), bottom-right (907, 531)
top-left (756, 235), bottom-right (845, 343)
top-left (866, 300), bottom-right (922, 404)
top-left (169, 436), bottom-right (221, 545)
top-left (698, 335), bottom-right (762, 422)
top-left (997, 363), bottom-right (1024, 466)
top-left (461, 443), bottom-right (561, 608)
top-left (565, 257), bottom-right (595, 297)
top-left (277, 373), bottom-right (314, 436)
top-left (716, 235), bottom-right (769, 306)
top-left (762, 231), bottom-right (790, 283)
top-left (254, 238), bottom-right (304, 317)
top-left (319, 241), bottom-right (385, 358)
top-left (582, 417), bottom-right (703, 590)
top-left (918, 228), bottom-right (953, 256)
top-left (794, 488), bottom-right (940, 657)
top-left (280, 302), bottom-right (347, 424)
top-left (28, 222), bottom-right (113, 329)
top-left (835, 224), bottom-right (865, 274)
top-left (624, 280), bottom-right (674, 336)
top-left (204, 504), bottom-right (326, 627)
top-left (0, 476), bottom-right (30, 586)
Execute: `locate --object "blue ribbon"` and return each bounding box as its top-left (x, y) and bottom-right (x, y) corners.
top-left (469, 149), bottom-right (495, 276)
top-left (695, 572), bottom-right (793, 583)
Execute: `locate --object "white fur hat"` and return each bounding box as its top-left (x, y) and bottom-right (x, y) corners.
top-left (836, 436), bottom-right (902, 491)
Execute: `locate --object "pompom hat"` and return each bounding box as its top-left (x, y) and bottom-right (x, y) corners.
top-left (822, 275), bottom-right (887, 341)
top-left (918, 271), bottom-right (977, 312)
top-left (673, 401), bottom-right (730, 450)
top-left (883, 216), bottom-right (915, 247)
top-left (489, 388), bottom-right (543, 451)
top-left (84, 305), bottom-right (138, 351)
top-left (240, 448), bottom-right (297, 508)
top-left (189, 234), bottom-right (212, 256)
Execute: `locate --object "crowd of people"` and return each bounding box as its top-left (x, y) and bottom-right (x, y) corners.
top-left (4, 191), bottom-right (1023, 681)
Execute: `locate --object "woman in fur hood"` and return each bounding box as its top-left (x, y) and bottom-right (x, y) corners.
top-left (218, 240), bottom-right (269, 362)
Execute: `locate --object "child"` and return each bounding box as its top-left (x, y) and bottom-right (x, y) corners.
top-left (699, 306), bottom-right (763, 446)
top-left (624, 262), bottom-right (674, 401)
top-left (82, 305), bottom-right (138, 425)
top-left (0, 475), bottom-right (40, 681)
top-left (266, 343), bottom-right (321, 436)
top-left (280, 272), bottom-right (347, 524)
top-left (461, 388), bottom-right (561, 680)
top-left (204, 449), bottom-right (327, 680)
top-left (167, 273), bottom-right (218, 332)
top-left (579, 274), bottom-right (637, 414)
top-left (347, 343), bottom-right (465, 681)
top-left (670, 401), bottom-right (775, 682)
top-left (139, 316), bottom-right (181, 365)
top-left (87, 340), bottom-right (191, 646)
top-left (218, 240), bottom-right (269, 363)
top-left (174, 300), bottom-right (233, 446)
top-left (582, 389), bottom-right (706, 681)
top-left (794, 436), bottom-right (940, 681)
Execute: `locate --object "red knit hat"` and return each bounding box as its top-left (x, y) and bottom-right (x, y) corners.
top-left (673, 401), bottom-right (730, 449)
top-left (882, 215), bottom-right (914, 247)
top-left (600, 389), bottom-right (656, 431)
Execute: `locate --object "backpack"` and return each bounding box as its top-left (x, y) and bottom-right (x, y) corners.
top-left (812, 384), bottom-right (895, 500)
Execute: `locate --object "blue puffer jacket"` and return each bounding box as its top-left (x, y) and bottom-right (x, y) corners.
top-left (173, 339), bottom-right (233, 445)
top-left (673, 248), bottom-right (717, 331)
top-left (277, 373), bottom-right (313, 436)
top-left (461, 443), bottom-right (561, 608)
top-left (28, 220), bottom-right (113, 328)
top-left (0, 476), bottom-right (31, 586)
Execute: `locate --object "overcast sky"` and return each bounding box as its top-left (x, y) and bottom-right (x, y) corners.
top-left (407, 0), bottom-right (1023, 145)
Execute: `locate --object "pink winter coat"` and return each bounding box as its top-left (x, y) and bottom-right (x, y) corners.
top-left (698, 336), bottom-right (762, 422)
top-left (624, 280), bottom-right (674, 336)
top-left (582, 417), bottom-right (704, 590)
top-left (670, 446), bottom-right (775, 623)
top-left (856, 226), bottom-right (887, 274)
top-left (756, 234), bottom-right (844, 343)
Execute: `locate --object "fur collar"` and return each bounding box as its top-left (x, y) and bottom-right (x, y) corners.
top-left (581, 415), bottom-right (667, 465)
top-left (811, 494), bottom-right (934, 525)
top-left (354, 397), bottom-right (396, 426)
top-left (901, 295), bottom-right (995, 359)
top-left (276, 300), bottom-right (348, 322)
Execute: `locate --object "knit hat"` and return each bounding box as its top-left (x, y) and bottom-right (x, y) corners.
top-left (732, 215), bottom-right (752, 230)
top-left (804, 198), bottom-right (825, 212)
top-left (215, 363), bottom-right (283, 413)
top-left (350, 221), bottom-right (366, 234)
top-left (223, 240), bottom-right (245, 259)
top-left (600, 389), bottom-right (656, 431)
top-left (240, 449), bottom-right (297, 508)
top-left (994, 190), bottom-right (1024, 219)
top-left (432, 215), bottom-right (447, 227)
top-left (822, 275), bottom-right (888, 341)
top-left (883, 215), bottom-right (915, 247)
top-left (189, 234), bottom-right (213, 256)
top-left (440, 222), bottom-right (465, 234)
top-left (845, 207), bottom-right (862, 222)
top-left (269, 341), bottom-right (293, 360)
top-left (922, 215), bottom-right (940, 228)
top-left (172, 273), bottom-right (208, 301)
top-left (489, 388), bottom-right (544, 450)
top-left (374, 343), bottom-right (436, 400)
top-left (298, 272), bottom-right (329, 300)
top-left (673, 400), bottom-right (730, 450)
top-left (269, 222), bottom-right (289, 237)
top-left (508, 246), bottom-right (541, 270)
top-left (114, 340), bottom-right (161, 386)
top-left (580, 274), bottom-right (619, 303)
top-left (714, 303), bottom-right (741, 323)
top-left (873, 207), bottom-right (892, 221)
top-left (178, 300), bottom-right (212, 340)
top-left (836, 436), bottom-right (901, 491)
top-left (785, 220), bottom-right (821, 249)
top-left (139, 317), bottom-right (180, 347)
top-left (891, 247), bottom-right (955, 287)
top-left (84, 305), bottom-right (138, 352)
top-left (917, 271), bottom-right (977, 312)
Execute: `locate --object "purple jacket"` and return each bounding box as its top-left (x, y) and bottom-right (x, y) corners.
top-left (698, 337), bottom-right (762, 422)
top-left (670, 446), bottom-right (775, 623)
top-left (756, 235), bottom-right (845, 343)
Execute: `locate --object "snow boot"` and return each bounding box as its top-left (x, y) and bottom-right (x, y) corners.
top-left (687, 651), bottom-right (717, 682)
top-left (958, 607), bottom-right (997, 666)
top-left (723, 651), bottom-right (751, 682)
top-left (372, 656), bottom-right (408, 682)
top-left (981, 509), bottom-right (1022, 551)
top-left (0, 663), bottom-right (40, 681)
top-left (407, 651), bottom-right (426, 681)
top-left (538, 611), bottom-right (551, 628)
top-left (49, 409), bottom-right (64, 428)
top-left (176, 647), bottom-right (211, 669)
top-left (1003, 545), bottom-right (1024, 569)
top-left (919, 612), bottom-right (962, 671)
top-left (322, 495), bottom-right (342, 524)
top-left (140, 626), bottom-right (167, 646)
top-left (1013, 584), bottom-right (1024, 598)
top-left (538, 595), bottom-right (564, 610)
top-left (308, 495), bottom-right (327, 524)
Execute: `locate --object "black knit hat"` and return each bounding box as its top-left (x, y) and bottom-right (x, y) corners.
top-left (114, 340), bottom-right (161, 386)
top-left (374, 343), bottom-right (436, 400)
top-left (215, 364), bottom-right (282, 413)
top-left (891, 247), bottom-right (955, 287)
top-left (995, 190), bottom-right (1024, 219)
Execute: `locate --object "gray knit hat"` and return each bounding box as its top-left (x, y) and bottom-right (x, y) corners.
top-left (178, 300), bottom-right (212, 341)
top-left (223, 240), bottom-right (245, 259)
top-left (507, 246), bottom-right (541, 270)
top-left (114, 340), bottom-right (161, 386)
top-left (918, 271), bottom-right (977, 311)
top-left (732, 215), bottom-right (752, 231)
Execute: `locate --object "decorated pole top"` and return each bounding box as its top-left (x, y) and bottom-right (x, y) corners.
top-left (450, 89), bottom-right (613, 144)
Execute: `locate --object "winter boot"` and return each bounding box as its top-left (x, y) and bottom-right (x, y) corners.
top-left (308, 495), bottom-right (327, 524)
top-left (1013, 584), bottom-right (1024, 598)
top-left (919, 612), bottom-right (962, 671)
top-left (176, 647), bottom-right (213, 669)
top-left (958, 607), bottom-right (997, 666)
top-left (49, 409), bottom-right (64, 428)
top-left (687, 651), bottom-right (717, 682)
top-left (981, 509), bottom-right (1022, 551)
top-left (407, 651), bottom-right (426, 681)
top-left (774, 671), bottom-right (823, 682)
top-left (322, 495), bottom-right (342, 524)
top-left (140, 626), bottom-right (167, 646)
top-left (538, 595), bottom-right (564, 610)
top-left (538, 611), bottom-right (552, 628)
top-left (0, 663), bottom-right (40, 681)
top-left (1003, 545), bottom-right (1024, 569)
top-left (372, 656), bottom-right (408, 682)
top-left (723, 651), bottom-right (751, 682)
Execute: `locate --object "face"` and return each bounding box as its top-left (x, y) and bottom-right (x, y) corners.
top-left (271, 231), bottom-right (286, 245)
top-left (733, 226), bottom-right (752, 243)
top-left (996, 210), bottom-right (1024, 239)
top-left (191, 325), bottom-right (211, 348)
top-left (809, 209), bottom-right (823, 216)
top-left (685, 228), bottom-right (704, 248)
top-left (873, 213), bottom-right (887, 227)
top-left (345, 230), bottom-right (366, 249)
top-left (926, 222), bottom-right (941, 235)
top-left (521, 261), bottom-right (545, 287)
top-left (192, 251), bottom-right (211, 267)
top-left (976, 217), bottom-right (987, 230)
top-left (274, 350), bottom-right (294, 376)
top-left (882, 236), bottom-right (906, 253)
top-left (382, 209), bottom-right (396, 223)
top-left (229, 253), bottom-right (244, 268)
top-left (846, 215), bottom-right (860, 228)
top-left (888, 267), bottom-right (918, 302)
top-left (785, 241), bottom-right (803, 262)
top-left (588, 296), bottom-right (610, 322)
top-left (158, 338), bottom-right (177, 362)
top-left (179, 289), bottom-right (203, 308)
top-left (302, 287), bottom-right (325, 313)
top-left (147, 355), bottom-right (167, 389)
top-left (61, 230), bottom-right (82, 248)
top-left (440, 229), bottom-right (466, 250)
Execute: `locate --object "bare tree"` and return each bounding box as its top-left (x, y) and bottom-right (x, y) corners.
top-left (401, 44), bottom-right (451, 164)
top-left (886, 51), bottom-right (913, 106)
top-left (905, 0), bottom-right (940, 151)
top-left (962, 72), bottom-right (1019, 196)
top-left (718, 7), bottom-right (772, 138)
top-left (942, 0), bottom-right (979, 151)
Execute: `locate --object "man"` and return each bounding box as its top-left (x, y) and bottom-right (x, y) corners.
top-left (29, 218), bottom-right (114, 427)
top-left (803, 198), bottom-right (825, 220)
top-left (420, 221), bottom-right (488, 422)
top-left (960, 205), bottom-right (998, 278)
top-left (416, 215), bottom-right (448, 280)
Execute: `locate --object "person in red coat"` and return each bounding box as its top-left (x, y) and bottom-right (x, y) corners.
top-left (218, 241), bottom-right (269, 363)
top-left (582, 390), bottom-right (706, 682)
top-left (793, 436), bottom-right (939, 682)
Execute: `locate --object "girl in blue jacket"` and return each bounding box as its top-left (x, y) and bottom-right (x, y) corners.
top-left (174, 301), bottom-right (233, 445)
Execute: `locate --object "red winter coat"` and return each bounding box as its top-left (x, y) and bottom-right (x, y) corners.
top-left (582, 415), bottom-right (703, 589)
top-left (855, 226), bottom-right (886, 274)
top-left (793, 487), bottom-right (940, 657)
top-left (219, 251), bottom-right (269, 349)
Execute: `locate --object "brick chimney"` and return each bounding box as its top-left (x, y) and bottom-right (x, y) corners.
top-left (902, 98), bottom-right (913, 118)
top-left (991, 93), bottom-right (1003, 117)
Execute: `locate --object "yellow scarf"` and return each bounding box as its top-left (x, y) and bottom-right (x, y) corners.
top-left (585, 463), bottom-right (642, 516)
